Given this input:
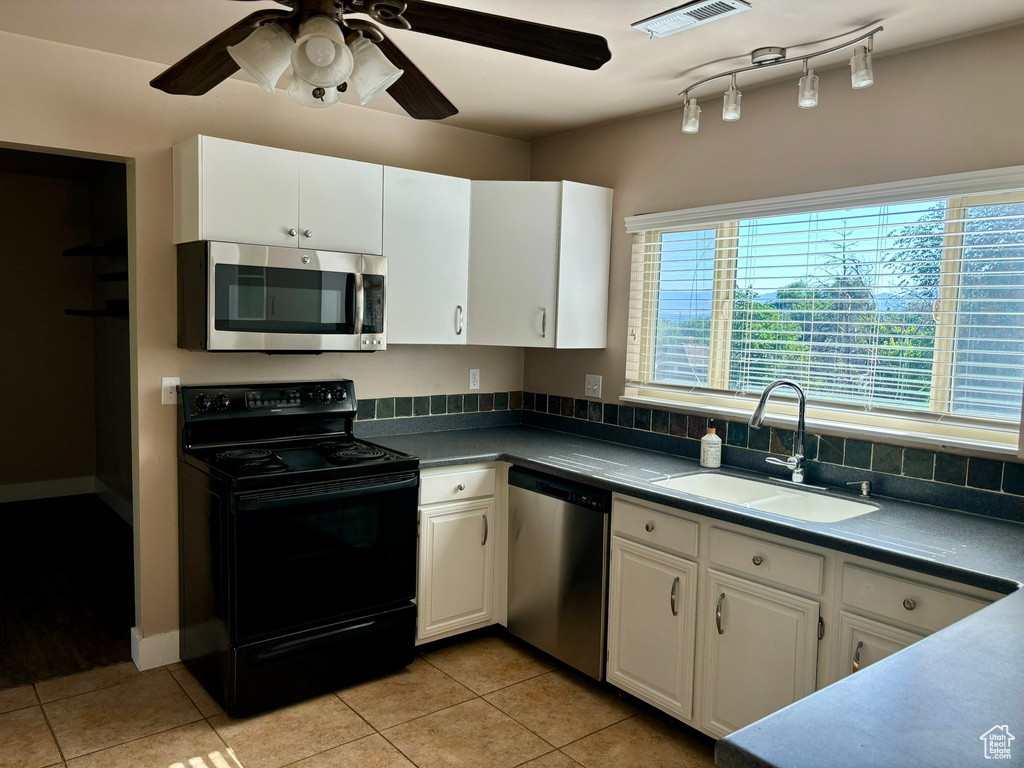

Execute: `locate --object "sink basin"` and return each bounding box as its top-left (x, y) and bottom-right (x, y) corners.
top-left (653, 473), bottom-right (877, 523)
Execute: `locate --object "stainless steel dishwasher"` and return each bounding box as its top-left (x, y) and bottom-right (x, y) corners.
top-left (507, 467), bottom-right (611, 680)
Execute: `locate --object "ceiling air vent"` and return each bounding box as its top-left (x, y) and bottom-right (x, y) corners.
top-left (632, 0), bottom-right (752, 38)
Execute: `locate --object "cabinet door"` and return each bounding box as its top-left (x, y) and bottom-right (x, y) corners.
top-left (418, 498), bottom-right (494, 641)
top-left (384, 167), bottom-right (471, 344)
top-left (201, 136), bottom-right (299, 247)
top-left (703, 569), bottom-right (819, 738)
top-left (555, 181), bottom-right (613, 349)
top-left (607, 537), bottom-right (697, 721)
top-left (836, 611), bottom-right (923, 680)
top-left (299, 153), bottom-right (383, 254)
top-left (468, 181), bottom-right (559, 347)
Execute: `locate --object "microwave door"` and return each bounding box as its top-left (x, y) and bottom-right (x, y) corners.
top-left (207, 243), bottom-right (363, 351)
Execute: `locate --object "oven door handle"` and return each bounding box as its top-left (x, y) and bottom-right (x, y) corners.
top-left (237, 474), bottom-right (419, 510)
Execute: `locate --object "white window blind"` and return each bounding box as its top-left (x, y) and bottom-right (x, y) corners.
top-left (626, 186), bottom-right (1024, 427)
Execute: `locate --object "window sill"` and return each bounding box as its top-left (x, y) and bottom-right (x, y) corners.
top-left (619, 394), bottom-right (1021, 462)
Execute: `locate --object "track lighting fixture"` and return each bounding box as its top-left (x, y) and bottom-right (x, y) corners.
top-left (798, 61), bottom-right (819, 108)
top-left (722, 75), bottom-right (742, 121)
top-left (681, 95), bottom-right (701, 133)
top-left (676, 26), bottom-right (881, 135)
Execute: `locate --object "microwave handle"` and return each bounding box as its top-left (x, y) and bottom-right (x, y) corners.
top-left (353, 272), bottom-right (365, 335)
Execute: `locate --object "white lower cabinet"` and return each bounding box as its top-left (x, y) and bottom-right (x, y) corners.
top-left (417, 497), bottom-right (494, 641)
top-left (607, 537), bottom-right (697, 722)
top-left (835, 611), bottom-right (923, 680)
top-left (702, 569), bottom-right (820, 738)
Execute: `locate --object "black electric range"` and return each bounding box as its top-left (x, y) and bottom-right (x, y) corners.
top-left (177, 380), bottom-right (419, 716)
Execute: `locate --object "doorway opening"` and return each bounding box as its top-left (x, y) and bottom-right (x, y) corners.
top-left (0, 147), bottom-right (133, 689)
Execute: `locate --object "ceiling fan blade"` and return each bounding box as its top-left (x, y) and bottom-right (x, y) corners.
top-left (375, 32), bottom-right (459, 120)
top-left (399, 1), bottom-right (611, 71)
top-left (151, 9), bottom-right (292, 96)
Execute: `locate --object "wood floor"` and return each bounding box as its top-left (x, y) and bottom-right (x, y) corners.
top-left (0, 494), bottom-right (134, 690)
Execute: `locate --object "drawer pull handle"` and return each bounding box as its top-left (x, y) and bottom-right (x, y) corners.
top-left (457, 483), bottom-right (466, 491)
top-left (645, 521), bottom-right (655, 532)
top-left (482, 515), bottom-right (488, 546)
top-left (670, 577), bottom-right (679, 616)
top-left (752, 555), bottom-right (764, 566)
top-left (903, 598), bottom-right (916, 611)
top-left (852, 640), bottom-right (863, 673)
top-left (716, 592), bottom-right (725, 634)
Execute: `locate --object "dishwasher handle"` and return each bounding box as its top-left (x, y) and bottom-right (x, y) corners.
top-left (536, 481), bottom-right (573, 502)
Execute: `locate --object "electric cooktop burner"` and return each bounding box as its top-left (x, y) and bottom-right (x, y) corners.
top-left (215, 449), bottom-right (290, 474)
top-left (316, 441), bottom-right (392, 464)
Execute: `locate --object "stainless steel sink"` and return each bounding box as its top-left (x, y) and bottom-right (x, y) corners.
top-left (653, 473), bottom-right (877, 523)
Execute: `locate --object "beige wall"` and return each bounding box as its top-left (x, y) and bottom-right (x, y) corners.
top-left (525, 23), bottom-right (1024, 402)
top-left (0, 31), bottom-right (530, 637)
top-left (0, 172), bottom-right (96, 485)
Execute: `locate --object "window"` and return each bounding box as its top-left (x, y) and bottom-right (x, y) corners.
top-left (627, 177), bottom-right (1024, 440)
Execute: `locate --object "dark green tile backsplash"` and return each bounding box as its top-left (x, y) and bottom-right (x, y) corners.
top-left (519, 392), bottom-right (1024, 500)
top-left (358, 391), bottom-right (523, 421)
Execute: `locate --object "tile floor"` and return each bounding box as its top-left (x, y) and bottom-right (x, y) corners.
top-left (0, 633), bottom-right (716, 768)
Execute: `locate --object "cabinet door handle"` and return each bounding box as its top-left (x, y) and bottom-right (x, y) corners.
top-left (903, 598), bottom-right (916, 611)
top-left (481, 515), bottom-right (488, 546)
top-left (456, 305), bottom-right (464, 335)
top-left (852, 640), bottom-right (863, 673)
top-left (752, 555), bottom-right (764, 566)
top-left (541, 308), bottom-right (547, 338)
top-left (303, 229), bottom-right (313, 238)
top-left (288, 228), bottom-right (297, 237)
top-left (716, 592), bottom-right (725, 634)
top-left (670, 577), bottom-right (679, 616)
top-left (645, 521), bottom-right (655, 532)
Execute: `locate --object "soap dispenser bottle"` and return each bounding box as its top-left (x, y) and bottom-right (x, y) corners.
top-left (700, 421), bottom-right (722, 469)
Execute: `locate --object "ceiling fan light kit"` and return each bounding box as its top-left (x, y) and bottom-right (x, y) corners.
top-left (227, 22), bottom-right (295, 93)
top-left (678, 26), bottom-right (882, 134)
top-left (150, 0), bottom-right (612, 120)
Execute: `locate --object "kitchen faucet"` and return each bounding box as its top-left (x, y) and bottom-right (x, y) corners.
top-left (749, 380), bottom-right (806, 484)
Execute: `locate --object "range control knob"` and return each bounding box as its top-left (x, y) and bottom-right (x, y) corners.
top-left (214, 394), bottom-right (231, 411)
top-left (194, 394), bottom-right (212, 412)
top-left (333, 387), bottom-right (348, 402)
top-left (317, 388), bottom-right (333, 404)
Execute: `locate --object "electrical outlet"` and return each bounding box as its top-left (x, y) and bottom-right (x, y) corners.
top-left (469, 369), bottom-right (481, 391)
top-left (161, 377), bottom-right (180, 405)
top-left (585, 374), bottom-right (602, 398)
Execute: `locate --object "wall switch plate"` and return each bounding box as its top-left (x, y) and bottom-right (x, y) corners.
top-left (585, 374), bottom-right (602, 398)
top-left (162, 377), bottom-right (180, 405)
top-left (469, 369), bottom-right (481, 391)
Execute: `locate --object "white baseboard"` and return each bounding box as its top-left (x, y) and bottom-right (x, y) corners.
top-left (131, 627), bottom-right (180, 671)
top-left (0, 476), bottom-right (96, 503)
top-left (94, 478), bottom-right (133, 525)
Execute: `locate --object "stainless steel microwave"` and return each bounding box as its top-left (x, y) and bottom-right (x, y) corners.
top-left (177, 241), bottom-right (386, 352)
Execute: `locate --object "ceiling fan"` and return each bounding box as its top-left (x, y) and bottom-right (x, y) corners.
top-left (151, 0), bottom-right (612, 119)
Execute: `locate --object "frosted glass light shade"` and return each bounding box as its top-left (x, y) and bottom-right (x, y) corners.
top-left (682, 99), bottom-right (701, 134)
top-left (349, 37), bottom-right (404, 105)
top-left (227, 23), bottom-right (295, 93)
top-left (292, 16), bottom-right (353, 87)
top-left (798, 69), bottom-right (819, 108)
top-left (287, 74), bottom-right (341, 108)
top-left (850, 45), bottom-right (873, 88)
top-left (723, 86), bottom-right (741, 121)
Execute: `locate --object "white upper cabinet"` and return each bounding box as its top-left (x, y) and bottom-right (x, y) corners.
top-left (384, 167), bottom-right (471, 344)
top-left (299, 153), bottom-right (383, 254)
top-left (468, 180), bottom-right (613, 349)
top-left (173, 135), bottom-right (383, 253)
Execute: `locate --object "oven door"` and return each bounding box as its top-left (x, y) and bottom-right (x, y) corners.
top-left (207, 242), bottom-right (384, 352)
top-left (231, 471), bottom-right (417, 642)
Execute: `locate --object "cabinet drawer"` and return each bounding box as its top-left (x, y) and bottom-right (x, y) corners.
top-left (612, 502), bottom-right (698, 558)
top-left (709, 528), bottom-right (823, 595)
top-left (421, 468), bottom-right (495, 505)
top-left (840, 565), bottom-right (988, 633)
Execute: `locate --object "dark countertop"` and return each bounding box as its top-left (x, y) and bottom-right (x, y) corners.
top-left (374, 425), bottom-right (1024, 768)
